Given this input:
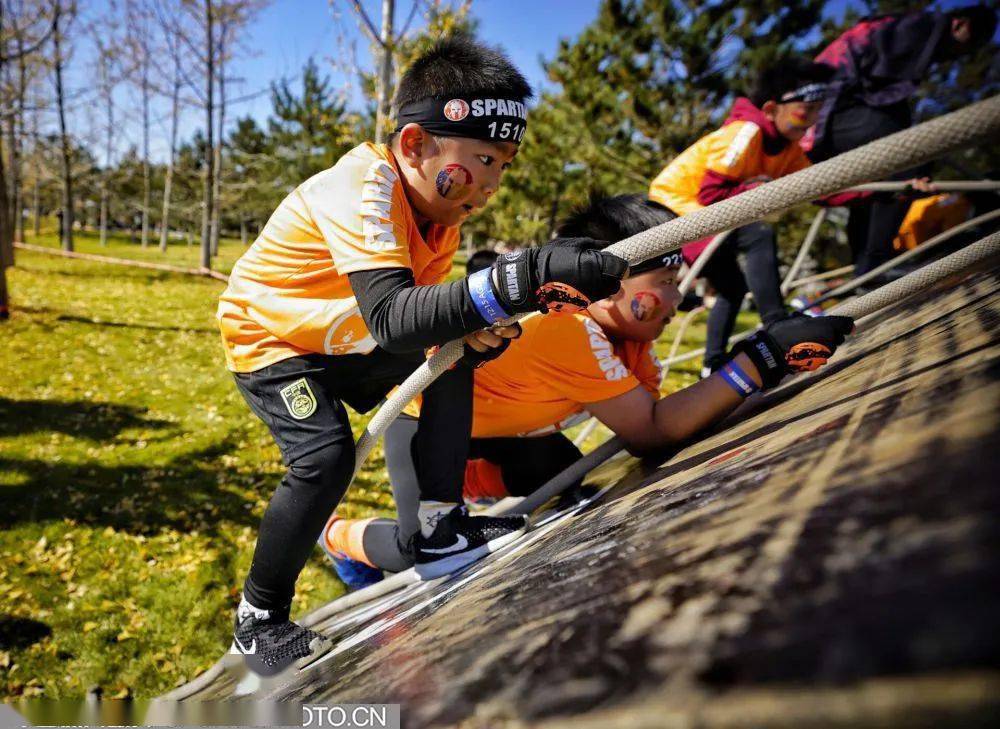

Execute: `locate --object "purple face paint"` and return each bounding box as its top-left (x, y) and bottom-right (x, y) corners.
top-left (436, 163), bottom-right (473, 200)
top-left (630, 290), bottom-right (662, 322)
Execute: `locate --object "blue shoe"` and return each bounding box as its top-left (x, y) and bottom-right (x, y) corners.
top-left (329, 553), bottom-right (384, 590)
top-left (318, 518), bottom-right (384, 590)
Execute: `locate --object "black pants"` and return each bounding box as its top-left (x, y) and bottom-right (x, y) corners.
top-left (812, 102), bottom-right (924, 275)
top-left (233, 350), bottom-right (474, 611)
top-left (701, 222), bottom-right (786, 370)
top-left (362, 415), bottom-right (583, 572)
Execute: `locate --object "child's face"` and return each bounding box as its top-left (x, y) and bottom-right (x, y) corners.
top-left (394, 125), bottom-right (519, 227)
top-left (589, 267), bottom-right (682, 343)
top-left (950, 17), bottom-right (972, 45)
top-left (765, 100), bottom-right (823, 141)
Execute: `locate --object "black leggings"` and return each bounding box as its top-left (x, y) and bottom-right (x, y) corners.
top-left (233, 350), bottom-right (473, 611)
top-left (701, 222), bottom-right (786, 370)
top-left (812, 102), bottom-right (926, 275)
top-left (362, 416), bottom-right (583, 572)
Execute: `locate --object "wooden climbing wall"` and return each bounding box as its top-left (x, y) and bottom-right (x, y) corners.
top-left (162, 256), bottom-right (1000, 727)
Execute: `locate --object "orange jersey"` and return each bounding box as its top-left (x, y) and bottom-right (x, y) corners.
top-left (649, 110), bottom-right (811, 217)
top-left (217, 142), bottom-right (460, 373)
top-left (470, 311), bottom-right (662, 438)
top-left (894, 193), bottom-right (971, 252)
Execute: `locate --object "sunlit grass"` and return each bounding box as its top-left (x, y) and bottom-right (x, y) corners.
top-left (20, 224), bottom-right (246, 276)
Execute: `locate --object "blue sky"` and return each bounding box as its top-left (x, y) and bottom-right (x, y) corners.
top-left (60, 0), bottom-right (987, 163)
top-left (213, 0), bottom-right (608, 144)
top-left (65, 0), bottom-right (604, 162)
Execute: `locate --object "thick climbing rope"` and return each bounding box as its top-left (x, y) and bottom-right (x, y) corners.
top-left (353, 95), bottom-right (1000, 477)
top-left (500, 228), bottom-right (1000, 517)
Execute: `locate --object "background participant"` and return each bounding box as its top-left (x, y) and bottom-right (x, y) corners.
top-left (649, 60), bottom-right (840, 376)
top-left (807, 4), bottom-right (996, 275)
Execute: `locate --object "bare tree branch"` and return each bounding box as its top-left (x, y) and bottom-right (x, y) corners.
top-left (345, 0), bottom-right (381, 46)
top-left (0, 0), bottom-right (58, 63)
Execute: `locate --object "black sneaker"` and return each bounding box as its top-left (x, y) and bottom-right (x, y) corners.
top-left (230, 598), bottom-right (329, 677)
top-left (414, 505), bottom-right (527, 580)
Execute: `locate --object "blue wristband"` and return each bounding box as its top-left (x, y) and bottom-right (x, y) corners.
top-left (468, 267), bottom-right (511, 324)
top-left (719, 360), bottom-right (760, 397)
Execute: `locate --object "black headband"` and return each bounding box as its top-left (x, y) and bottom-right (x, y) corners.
top-left (779, 82), bottom-right (830, 104)
top-left (394, 95), bottom-right (529, 144)
top-left (630, 251), bottom-right (684, 275)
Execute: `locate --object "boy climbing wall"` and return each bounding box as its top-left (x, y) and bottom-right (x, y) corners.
top-left (649, 59), bottom-right (843, 377)
top-left (322, 194), bottom-right (854, 583)
top-left (217, 37), bottom-right (627, 675)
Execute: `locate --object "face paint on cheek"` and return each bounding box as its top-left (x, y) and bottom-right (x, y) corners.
top-left (435, 163), bottom-right (474, 201)
top-left (630, 291), bottom-right (662, 322)
top-left (787, 110), bottom-right (813, 129)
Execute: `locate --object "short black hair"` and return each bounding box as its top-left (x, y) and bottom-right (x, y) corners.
top-left (392, 35), bottom-right (533, 116)
top-left (556, 194), bottom-right (676, 246)
top-left (948, 4), bottom-right (998, 49)
top-left (466, 249), bottom-right (499, 275)
top-left (748, 58), bottom-right (835, 108)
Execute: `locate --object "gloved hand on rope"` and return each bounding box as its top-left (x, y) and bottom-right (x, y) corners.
top-left (732, 313), bottom-right (855, 390)
top-left (467, 238), bottom-right (628, 320)
top-left (462, 323), bottom-right (523, 368)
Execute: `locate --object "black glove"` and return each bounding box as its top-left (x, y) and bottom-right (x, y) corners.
top-left (491, 238), bottom-right (628, 315)
top-left (733, 313), bottom-right (854, 389)
top-left (462, 322), bottom-right (522, 369)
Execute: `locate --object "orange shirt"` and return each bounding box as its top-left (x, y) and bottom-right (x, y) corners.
top-left (649, 119), bottom-right (811, 217)
top-left (217, 142), bottom-right (460, 373)
top-left (470, 311), bottom-right (662, 438)
top-left (894, 193), bottom-right (971, 252)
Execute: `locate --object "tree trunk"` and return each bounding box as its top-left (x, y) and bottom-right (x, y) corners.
top-left (31, 114), bottom-right (40, 238)
top-left (0, 131), bottom-right (13, 270)
top-left (239, 216), bottom-right (246, 246)
top-left (160, 60), bottom-right (181, 253)
top-left (100, 66), bottom-right (114, 247)
top-left (1, 130), bottom-right (13, 318)
top-left (53, 4), bottom-right (74, 252)
top-left (4, 108), bottom-right (16, 246)
top-left (0, 266), bottom-right (9, 320)
top-left (11, 45), bottom-right (28, 244)
top-left (200, 0), bottom-right (214, 270)
top-left (140, 56), bottom-right (151, 248)
top-left (32, 175), bottom-right (40, 237)
top-left (210, 25), bottom-right (225, 258)
top-left (374, 0), bottom-right (395, 144)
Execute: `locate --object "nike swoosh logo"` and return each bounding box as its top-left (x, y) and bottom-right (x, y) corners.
top-left (233, 635), bottom-right (256, 654)
top-left (421, 534), bottom-right (469, 555)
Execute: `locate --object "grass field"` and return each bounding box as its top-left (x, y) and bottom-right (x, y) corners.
top-left (0, 229), bottom-right (754, 698)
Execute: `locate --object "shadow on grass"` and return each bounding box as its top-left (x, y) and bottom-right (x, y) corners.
top-left (0, 398), bottom-right (174, 441)
top-left (14, 262), bottom-right (183, 283)
top-left (0, 436), bottom-right (265, 538)
top-left (56, 315), bottom-right (217, 335)
top-left (0, 616), bottom-right (52, 649)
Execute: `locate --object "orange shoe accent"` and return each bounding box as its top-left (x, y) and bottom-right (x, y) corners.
top-left (462, 459), bottom-right (509, 501)
top-left (323, 515), bottom-right (378, 567)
